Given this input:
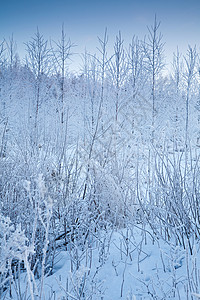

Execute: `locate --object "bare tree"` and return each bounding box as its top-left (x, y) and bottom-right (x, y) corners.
top-left (81, 51), bottom-right (98, 135)
top-left (196, 57), bottom-right (200, 146)
top-left (25, 28), bottom-right (50, 136)
top-left (0, 40), bottom-right (6, 68)
top-left (0, 39), bottom-right (6, 112)
top-left (109, 31), bottom-right (127, 121)
top-left (172, 47), bottom-right (183, 149)
top-left (51, 24), bottom-right (75, 124)
top-left (5, 35), bottom-right (19, 107)
top-left (96, 28), bottom-right (110, 130)
top-left (143, 15), bottom-right (165, 143)
top-left (81, 29), bottom-right (111, 200)
top-left (5, 34), bottom-right (18, 69)
top-left (127, 36), bottom-right (144, 98)
top-left (127, 36), bottom-right (145, 135)
top-left (183, 45), bottom-right (198, 149)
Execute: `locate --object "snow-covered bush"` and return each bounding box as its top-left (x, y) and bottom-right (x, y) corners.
top-left (0, 214), bottom-right (31, 296)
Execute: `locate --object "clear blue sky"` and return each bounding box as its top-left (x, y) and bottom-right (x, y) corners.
top-left (1, 0), bottom-right (200, 72)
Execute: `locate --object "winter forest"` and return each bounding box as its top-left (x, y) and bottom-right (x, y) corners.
top-left (1, 16), bottom-right (200, 299)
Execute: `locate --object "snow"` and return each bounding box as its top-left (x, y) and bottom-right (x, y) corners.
top-left (3, 227), bottom-right (200, 299)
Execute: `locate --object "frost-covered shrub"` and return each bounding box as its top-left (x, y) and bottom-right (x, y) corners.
top-left (0, 214), bottom-right (30, 293)
top-left (90, 165), bottom-right (125, 227)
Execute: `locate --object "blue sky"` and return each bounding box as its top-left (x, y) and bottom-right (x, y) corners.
top-left (1, 0), bottom-right (200, 72)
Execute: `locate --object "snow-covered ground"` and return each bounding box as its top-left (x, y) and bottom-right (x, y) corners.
top-left (3, 227), bottom-right (200, 300)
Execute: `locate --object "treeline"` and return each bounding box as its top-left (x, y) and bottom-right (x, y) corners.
top-left (0, 19), bottom-right (200, 151)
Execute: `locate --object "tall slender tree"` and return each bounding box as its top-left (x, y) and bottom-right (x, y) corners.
top-left (172, 47), bottom-right (183, 149)
top-left (51, 24), bottom-right (75, 124)
top-left (128, 36), bottom-right (144, 98)
top-left (96, 28), bottom-right (110, 130)
top-left (183, 45), bottom-right (198, 149)
top-left (6, 34), bottom-right (18, 69)
top-left (143, 15), bottom-right (165, 143)
top-left (109, 31), bottom-right (127, 121)
top-left (25, 28), bottom-right (50, 138)
top-left (0, 40), bottom-right (6, 115)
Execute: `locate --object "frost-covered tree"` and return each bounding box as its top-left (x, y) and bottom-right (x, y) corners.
top-left (0, 40), bottom-right (6, 117)
top-left (81, 51), bottom-right (99, 135)
top-left (51, 24), bottom-right (75, 124)
top-left (143, 15), bottom-right (165, 143)
top-left (183, 45), bottom-right (198, 148)
top-left (171, 48), bottom-right (184, 149)
top-left (96, 28), bottom-right (110, 130)
top-left (109, 31), bottom-right (127, 121)
top-left (5, 34), bottom-right (18, 69)
top-left (127, 36), bottom-right (144, 98)
top-left (25, 28), bottom-right (50, 141)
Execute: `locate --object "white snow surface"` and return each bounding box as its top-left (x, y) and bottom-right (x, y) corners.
top-left (4, 228), bottom-right (200, 299)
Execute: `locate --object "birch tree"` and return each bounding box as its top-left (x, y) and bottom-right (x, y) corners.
top-left (143, 15), bottom-right (165, 143)
top-left (128, 36), bottom-right (144, 98)
top-left (183, 45), bottom-right (198, 148)
top-left (0, 40), bottom-right (6, 115)
top-left (81, 51), bottom-right (98, 135)
top-left (6, 34), bottom-right (18, 69)
top-left (96, 28), bottom-right (110, 130)
top-left (0, 40), bottom-right (5, 67)
top-left (109, 31), bottom-right (127, 121)
top-left (51, 24), bottom-right (75, 124)
top-left (25, 28), bottom-right (50, 142)
top-left (172, 47), bottom-right (183, 149)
